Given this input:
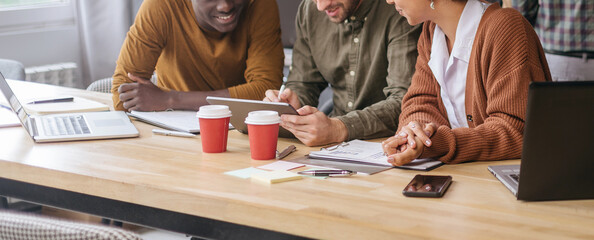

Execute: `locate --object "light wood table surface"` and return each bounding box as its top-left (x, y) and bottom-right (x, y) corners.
top-left (1, 80), bottom-right (593, 239)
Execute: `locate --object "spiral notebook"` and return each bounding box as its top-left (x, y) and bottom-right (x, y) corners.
top-left (128, 110), bottom-right (201, 133)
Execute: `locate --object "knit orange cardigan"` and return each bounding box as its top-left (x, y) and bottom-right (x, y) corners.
top-left (399, 4), bottom-right (552, 164)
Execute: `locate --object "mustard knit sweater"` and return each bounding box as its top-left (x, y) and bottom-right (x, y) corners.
top-left (111, 0), bottom-right (284, 110)
top-left (399, 4), bottom-right (552, 164)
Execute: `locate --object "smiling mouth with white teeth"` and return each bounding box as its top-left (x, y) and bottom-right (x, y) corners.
top-left (215, 12), bottom-right (235, 23)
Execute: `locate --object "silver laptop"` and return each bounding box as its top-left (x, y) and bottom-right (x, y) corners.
top-left (488, 81), bottom-right (594, 201)
top-left (0, 73), bottom-right (139, 142)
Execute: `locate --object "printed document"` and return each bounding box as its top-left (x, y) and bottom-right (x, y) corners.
top-left (308, 140), bottom-right (442, 171)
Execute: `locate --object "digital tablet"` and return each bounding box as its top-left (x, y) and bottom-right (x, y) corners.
top-left (205, 96), bottom-right (298, 138)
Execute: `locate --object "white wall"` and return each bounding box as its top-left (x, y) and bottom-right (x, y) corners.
top-left (0, 2), bottom-right (83, 86)
top-left (0, 0), bottom-right (294, 89)
top-left (0, 0), bottom-right (142, 88)
top-left (77, 0), bottom-right (140, 87)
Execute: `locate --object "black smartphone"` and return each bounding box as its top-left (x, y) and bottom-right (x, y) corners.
top-left (402, 174), bottom-right (452, 198)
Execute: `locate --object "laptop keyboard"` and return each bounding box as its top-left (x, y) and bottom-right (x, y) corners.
top-left (42, 115), bottom-right (90, 136)
top-left (501, 168), bottom-right (520, 184)
top-left (510, 174), bottom-right (520, 184)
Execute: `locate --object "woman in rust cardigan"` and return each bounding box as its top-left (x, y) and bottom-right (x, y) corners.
top-left (382, 0), bottom-right (551, 165)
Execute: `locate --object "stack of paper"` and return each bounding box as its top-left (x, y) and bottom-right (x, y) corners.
top-left (310, 140), bottom-right (391, 166)
top-left (308, 140), bottom-right (443, 171)
top-left (23, 96), bottom-right (109, 115)
top-left (251, 170), bottom-right (302, 184)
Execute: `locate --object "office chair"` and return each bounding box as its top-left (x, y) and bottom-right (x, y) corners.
top-left (87, 75), bottom-right (158, 93)
top-left (0, 210), bottom-right (142, 240)
top-left (86, 77), bottom-right (114, 93)
top-left (0, 58), bottom-right (26, 80)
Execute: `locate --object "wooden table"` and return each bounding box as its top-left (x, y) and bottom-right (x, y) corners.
top-left (1, 80), bottom-right (593, 239)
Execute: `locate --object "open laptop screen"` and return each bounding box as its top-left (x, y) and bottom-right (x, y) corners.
top-left (517, 81), bottom-right (594, 201)
top-left (0, 73), bottom-right (33, 134)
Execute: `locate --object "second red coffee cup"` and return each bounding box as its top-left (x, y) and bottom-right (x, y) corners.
top-left (245, 111), bottom-right (281, 160)
top-left (196, 105), bottom-right (232, 153)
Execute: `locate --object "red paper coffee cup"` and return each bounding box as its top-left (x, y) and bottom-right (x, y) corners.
top-left (245, 111), bottom-right (281, 160)
top-left (197, 105), bottom-right (232, 153)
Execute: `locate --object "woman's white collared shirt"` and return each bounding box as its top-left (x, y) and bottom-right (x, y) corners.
top-left (427, 0), bottom-right (490, 129)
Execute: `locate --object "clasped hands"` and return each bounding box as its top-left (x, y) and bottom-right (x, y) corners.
top-left (382, 121), bottom-right (437, 166)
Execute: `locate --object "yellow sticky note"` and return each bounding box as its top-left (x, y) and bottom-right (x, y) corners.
top-left (251, 170), bottom-right (303, 184)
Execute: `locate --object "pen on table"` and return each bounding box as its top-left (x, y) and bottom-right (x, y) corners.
top-left (276, 145), bottom-right (296, 160)
top-left (27, 97), bottom-right (74, 104)
top-left (298, 170), bottom-right (356, 177)
top-left (152, 129), bottom-right (196, 138)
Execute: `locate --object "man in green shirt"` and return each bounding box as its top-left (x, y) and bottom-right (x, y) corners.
top-left (264, 0), bottom-right (421, 146)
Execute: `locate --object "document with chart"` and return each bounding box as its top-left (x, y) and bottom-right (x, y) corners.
top-left (308, 140), bottom-right (443, 171)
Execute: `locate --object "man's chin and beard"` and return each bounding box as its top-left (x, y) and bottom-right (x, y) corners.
top-left (324, 0), bottom-right (361, 23)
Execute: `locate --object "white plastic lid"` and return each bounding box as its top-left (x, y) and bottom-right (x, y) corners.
top-left (196, 105), bottom-right (232, 119)
top-left (244, 110), bottom-right (281, 125)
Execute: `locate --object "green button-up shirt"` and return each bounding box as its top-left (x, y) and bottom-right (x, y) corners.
top-left (287, 0), bottom-right (421, 140)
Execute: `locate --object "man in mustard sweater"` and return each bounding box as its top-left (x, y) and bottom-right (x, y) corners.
top-left (112, 0), bottom-right (284, 111)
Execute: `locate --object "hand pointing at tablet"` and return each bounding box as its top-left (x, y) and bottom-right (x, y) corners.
top-left (264, 87), bottom-right (302, 110)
